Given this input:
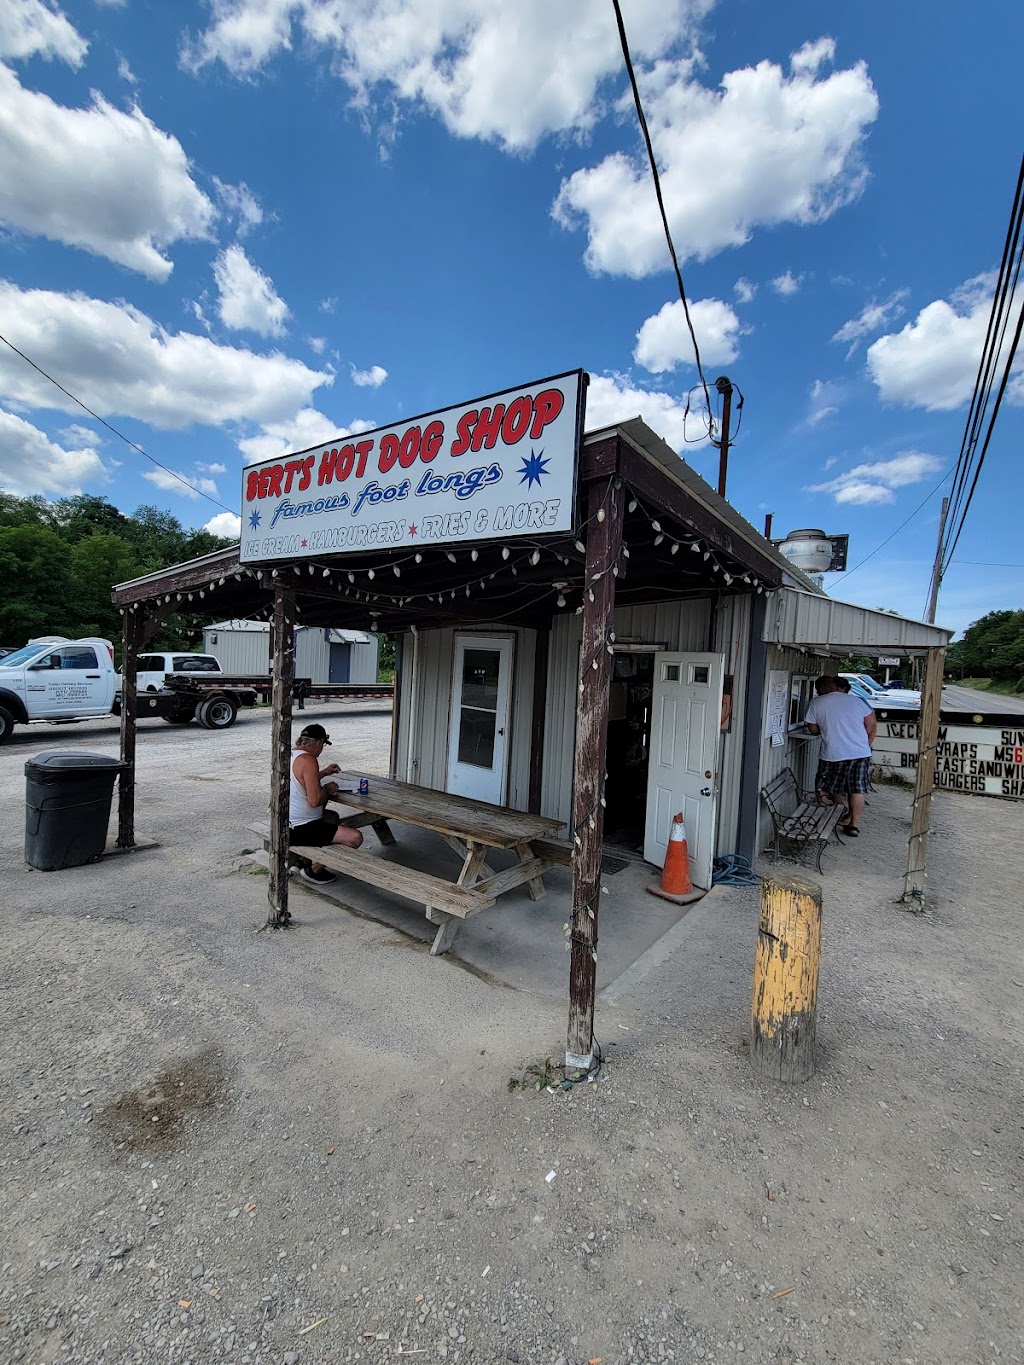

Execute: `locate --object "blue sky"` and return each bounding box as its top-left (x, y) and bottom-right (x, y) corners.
top-left (0, 0), bottom-right (1022, 636)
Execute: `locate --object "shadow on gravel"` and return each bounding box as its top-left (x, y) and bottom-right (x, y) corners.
top-left (97, 1045), bottom-right (231, 1153)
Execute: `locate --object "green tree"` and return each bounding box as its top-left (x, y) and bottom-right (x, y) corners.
top-left (0, 525), bottom-right (76, 642)
top-left (957, 610), bottom-right (1024, 682)
top-left (70, 532), bottom-right (146, 640)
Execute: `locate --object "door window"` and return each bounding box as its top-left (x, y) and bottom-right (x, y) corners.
top-left (457, 649), bottom-right (500, 768)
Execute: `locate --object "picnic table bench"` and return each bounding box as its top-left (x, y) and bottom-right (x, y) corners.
top-left (760, 767), bottom-right (847, 874)
top-left (249, 772), bottom-right (566, 955)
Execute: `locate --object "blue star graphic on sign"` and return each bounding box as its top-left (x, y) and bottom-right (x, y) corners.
top-left (518, 448), bottom-right (550, 489)
top-left (248, 509), bottom-right (261, 531)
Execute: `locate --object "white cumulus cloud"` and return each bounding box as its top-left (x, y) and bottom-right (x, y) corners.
top-left (0, 407), bottom-right (107, 496)
top-left (204, 511), bottom-right (242, 538)
top-left (634, 297), bottom-right (743, 373)
top-left (351, 363), bottom-right (387, 388)
top-left (771, 270), bottom-right (804, 297)
top-left (585, 372), bottom-right (711, 451)
top-left (143, 467), bottom-right (220, 500)
top-left (0, 281), bottom-right (332, 430)
top-left (733, 277), bottom-right (757, 304)
top-left (805, 379), bottom-right (841, 427)
top-left (866, 274), bottom-right (1024, 410)
top-left (212, 177), bottom-right (264, 236)
top-left (237, 408), bottom-right (376, 464)
top-left (183, 0), bottom-right (713, 152)
top-left (806, 451), bottom-right (942, 505)
top-left (0, 65), bottom-right (216, 279)
top-left (0, 0), bottom-right (86, 66)
top-left (832, 288), bottom-right (908, 356)
top-left (213, 244), bottom-right (290, 337)
top-left (554, 40), bottom-right (877, 277)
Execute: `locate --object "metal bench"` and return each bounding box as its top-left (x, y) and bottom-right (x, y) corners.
top-left (760, 768), bottom-right (847, 874)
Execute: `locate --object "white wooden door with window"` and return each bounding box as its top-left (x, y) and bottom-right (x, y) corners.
top-left (446, 636), bottom-right (513, 804)
top-left (644, 652), bottom-right (725, 889)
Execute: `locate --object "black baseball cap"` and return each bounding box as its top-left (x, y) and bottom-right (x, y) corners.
top-left (298, 723), bottom-right (331, 744)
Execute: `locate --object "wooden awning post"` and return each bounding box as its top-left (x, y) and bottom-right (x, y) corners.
top-left (266, 583), bottom-right (296, 928)
top-left (566, 479), bottom-right (625, 1071)
top-left (900, 646), bottom-right (945, 911)
top-left (117, 605), bottom-right (142, 848)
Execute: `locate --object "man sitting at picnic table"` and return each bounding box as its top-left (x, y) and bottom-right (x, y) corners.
top-left (803, 675), bottom-right (877, 839)
top-left (289, 723), bottom-right (362, 884)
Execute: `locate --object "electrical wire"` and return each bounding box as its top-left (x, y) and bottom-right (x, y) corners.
top-left (0, 330), bottom-right (237, 514)
top-left (828, 466), bottom-right (953, 589)
top-left (941, 256), bottom-right (1024, 568)
top-left (610, 0), bottom-right (713, 435)
top-left (939, 154), bottom-right (1024, 575)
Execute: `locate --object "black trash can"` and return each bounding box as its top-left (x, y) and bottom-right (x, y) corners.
top-left (25, 751), bottom-right (126, 871)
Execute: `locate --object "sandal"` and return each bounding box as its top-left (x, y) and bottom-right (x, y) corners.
top-left (840, 824), bottom-right (859, 837)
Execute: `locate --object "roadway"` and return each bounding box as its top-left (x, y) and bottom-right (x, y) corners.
top-left (940, 683), bottom-right (1024, 714)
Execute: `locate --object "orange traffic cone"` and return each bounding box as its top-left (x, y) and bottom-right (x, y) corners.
top-left (647, 811), bottom-right (703, 905)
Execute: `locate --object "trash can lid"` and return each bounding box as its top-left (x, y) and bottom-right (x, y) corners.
top-left (25, 750), bottom-right (127, 776)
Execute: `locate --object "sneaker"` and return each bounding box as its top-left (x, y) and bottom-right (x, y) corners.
top-left (299, 865), bottom-right (337, 885)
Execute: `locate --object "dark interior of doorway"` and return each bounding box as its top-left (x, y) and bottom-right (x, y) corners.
top-left (603, 652), bottom-right (654, 858)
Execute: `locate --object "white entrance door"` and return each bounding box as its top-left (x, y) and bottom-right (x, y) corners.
top-left (644, 652), bottom-right (725, 889)
top-left (447, 635), bottom-right (513, 804)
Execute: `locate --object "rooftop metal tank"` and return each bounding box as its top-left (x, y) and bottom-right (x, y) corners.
top-left (776, 529), bottom-right (835, 576)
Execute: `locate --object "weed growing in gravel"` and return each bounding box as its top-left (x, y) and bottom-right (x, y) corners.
top-left (507, 1056), bottom-right (556, 1092)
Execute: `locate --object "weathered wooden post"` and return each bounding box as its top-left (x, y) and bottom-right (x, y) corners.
top-left (117, 605), bottom-right (142, 849)
top-left (750, 873), bottom-right (822, 1083)
top-left (566, 478), bottom-right (625, 1071)
top-left (266, 583), bottom-right (296, 928)
top-left (900, 645), bottom-right (945, 911)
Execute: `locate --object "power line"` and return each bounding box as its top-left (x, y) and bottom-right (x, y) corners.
top-left (939, 153), bottom-right (1024, 574)
top-left (828, 467), bottom-right (953, 589)
top-left (610, 0), bottom-right (713, 436)
top-left (0, 331), bottom-right (236, 514)
top-left (950, 560), bottom-right (1024, 568)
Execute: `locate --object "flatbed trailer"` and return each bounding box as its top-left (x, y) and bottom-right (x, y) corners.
top-left (124, 675), bottom-right (394, 730)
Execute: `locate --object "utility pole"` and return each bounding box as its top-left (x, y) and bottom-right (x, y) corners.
top-left (925, 496), bottom-right (950, 624)
top-left (715, 375), bottom-right (734, 500)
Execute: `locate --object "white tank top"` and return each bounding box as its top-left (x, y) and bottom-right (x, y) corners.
top-left (289, 747), bottom-right (323, 826)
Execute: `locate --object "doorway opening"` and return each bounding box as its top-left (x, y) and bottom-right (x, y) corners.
top-left (604, 651), bottom-right (655, 855)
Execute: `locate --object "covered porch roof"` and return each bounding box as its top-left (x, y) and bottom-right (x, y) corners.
top-left (112, 420), bottom-right (791, 623)
top-left (766, 586), bottom-right (954, 657)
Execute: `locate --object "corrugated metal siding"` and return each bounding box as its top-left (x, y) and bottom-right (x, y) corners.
top-left (349, 639), bottom-right (379, 684)
top-left (203, 626), bottom-right (269, 674)
top-left (393, 626), bottom-right (534, 807)
top-left (202, 624), bottom-right (377, 684)
top-left (755, 645), bottom-right (821, 852)
top-left (712, 594), bottom-right (751, 857)
top-left (765, 588), bottom-right (952, 651)
top-left (540, 596), bottom-right (716, 828)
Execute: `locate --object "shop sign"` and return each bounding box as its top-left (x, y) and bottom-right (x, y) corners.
top-left (239, 370), bottom-right (585, 563)
top-left (873, 719), bottom-right (1024, 798)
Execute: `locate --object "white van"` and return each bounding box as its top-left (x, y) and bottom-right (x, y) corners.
top-left (136, 652), bottom-right (223, 692)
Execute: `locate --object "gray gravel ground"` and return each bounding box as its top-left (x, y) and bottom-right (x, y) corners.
top-left (0, 705), bottom-right (1021, 1365)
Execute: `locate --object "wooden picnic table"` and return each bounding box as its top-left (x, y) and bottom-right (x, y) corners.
top-left (286, 772), bottom-right (567, 955)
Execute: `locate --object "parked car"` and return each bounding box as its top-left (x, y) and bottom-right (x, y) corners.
top-left (884, 678), bottom-right (910, 690)
top-left (839, 672), bottom-right (920, 708)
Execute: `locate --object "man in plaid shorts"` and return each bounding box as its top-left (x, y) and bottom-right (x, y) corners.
top-left (804, 676), bottom-right (877, 837)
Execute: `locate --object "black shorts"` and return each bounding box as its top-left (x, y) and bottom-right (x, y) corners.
top-left (289, 812), bottom-right (340, 847)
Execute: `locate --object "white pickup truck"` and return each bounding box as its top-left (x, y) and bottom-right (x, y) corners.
top-left (0, 636), bottom-right (250, 742)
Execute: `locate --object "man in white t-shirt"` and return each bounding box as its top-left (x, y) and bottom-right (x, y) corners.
top-left (804, 676), bottom-right (877, 836)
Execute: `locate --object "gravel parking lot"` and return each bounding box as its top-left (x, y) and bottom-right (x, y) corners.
top-left (0, 704), bottom-right (1021, 1365)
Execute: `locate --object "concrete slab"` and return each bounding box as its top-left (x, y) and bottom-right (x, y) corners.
top-left (264, 823), bottom-right (702, 998)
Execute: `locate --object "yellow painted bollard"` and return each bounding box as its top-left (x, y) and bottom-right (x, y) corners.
top-left (750, 873), bottom-right (822, 1084)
